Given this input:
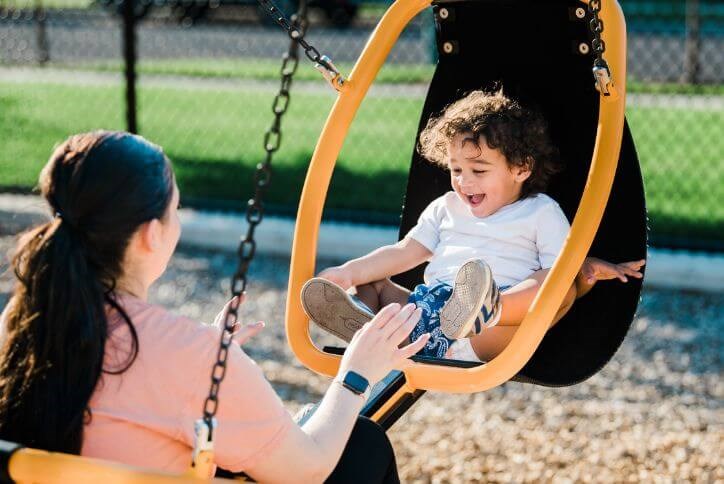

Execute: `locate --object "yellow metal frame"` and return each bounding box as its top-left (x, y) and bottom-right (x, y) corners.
top-left (285, 0), bottom-right (627, 393)
top-left (6, 446), bottom-right (239, 483)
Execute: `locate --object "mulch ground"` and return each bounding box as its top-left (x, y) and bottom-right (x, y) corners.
top-left (1, 236), bottom-right (721, 482)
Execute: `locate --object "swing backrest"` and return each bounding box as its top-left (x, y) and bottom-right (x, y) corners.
top-left (394, 0), bottom-right (648, 386)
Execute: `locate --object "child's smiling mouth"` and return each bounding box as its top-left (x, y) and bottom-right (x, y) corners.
top-left (465, 193), bottom-right (485, 207)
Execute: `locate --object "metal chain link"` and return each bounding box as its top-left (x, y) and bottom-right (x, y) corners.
top-left (200, 0), bottom-right (309, 440)
top-left (256, 0), bottom-right (334, 73)
top-left (587, 0), bottom-right (613, 95)
top-left (588, 0), bottom-right (607, 67)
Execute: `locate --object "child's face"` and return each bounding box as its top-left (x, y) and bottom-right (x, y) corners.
top-left (448, 133), bottom-right (531, 218)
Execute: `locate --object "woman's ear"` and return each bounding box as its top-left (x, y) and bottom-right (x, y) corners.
top-left (136, 219), bottom-right (163, 253)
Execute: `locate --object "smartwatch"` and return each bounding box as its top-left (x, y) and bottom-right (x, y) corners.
top-left (337, 371), bottom-right (371, 401)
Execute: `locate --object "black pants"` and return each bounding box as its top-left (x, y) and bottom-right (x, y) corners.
top-left (325, 416), bottom-right (400, 484)
top-left (216, 416), bottom-right (399, 483)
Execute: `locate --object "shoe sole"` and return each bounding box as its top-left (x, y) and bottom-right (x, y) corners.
top-left (439, 260), bottom-right (493, 339)
top-left (300, 278), bottom-right (374, 342)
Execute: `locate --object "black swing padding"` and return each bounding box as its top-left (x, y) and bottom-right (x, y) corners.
top-left (393, 0), bottom-right (647, 387)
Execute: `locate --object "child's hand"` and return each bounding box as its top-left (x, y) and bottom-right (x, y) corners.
top-left (581, 257), bottom-right (645, 284)
top-left (318, 265), bottom-right (355, 290)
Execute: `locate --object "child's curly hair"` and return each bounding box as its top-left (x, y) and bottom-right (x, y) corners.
top-left (418, 90), bottom-right (560, 198)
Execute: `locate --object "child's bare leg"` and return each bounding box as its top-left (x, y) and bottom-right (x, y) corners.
top-left (354, 278), bottom-right (411, 313)
top-left (468, 270), bottom-right (577, 360)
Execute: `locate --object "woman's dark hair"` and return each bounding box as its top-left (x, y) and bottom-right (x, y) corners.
top-left (0, 131), bottom-right (174, 453)
top-left (418, 89), bottom-right (561, 198)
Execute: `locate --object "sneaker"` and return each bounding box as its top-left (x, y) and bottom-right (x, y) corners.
top-left (439, 259), bottom-right (500, 339)
top-left (301, 278), bottom-right (374, 342)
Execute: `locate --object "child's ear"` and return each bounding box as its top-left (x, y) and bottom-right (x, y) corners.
top-left (514, 156), bottom-right (534, 183)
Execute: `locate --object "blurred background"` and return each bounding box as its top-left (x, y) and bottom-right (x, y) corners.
top-left (0, 0), bottom-right (722, 251)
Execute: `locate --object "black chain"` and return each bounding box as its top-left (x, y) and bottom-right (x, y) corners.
top-left (201, 0), bottom-right (309, 439)
top-left (256, 0), bottom-right (334, 73)
top-left (587, 0), bottom-right (608, 70)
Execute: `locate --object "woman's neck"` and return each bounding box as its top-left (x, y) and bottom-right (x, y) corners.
top-left (115, 275), bottom-right (148, 301)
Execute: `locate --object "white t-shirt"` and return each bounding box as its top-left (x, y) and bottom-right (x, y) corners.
top-left (406, 192), bottom-right (570, 287)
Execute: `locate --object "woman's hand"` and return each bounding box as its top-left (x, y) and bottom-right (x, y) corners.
top-left (337, 303), bottom-right (429, 385)
top-left (213, 295), bottom-right (265, 346)
top-left (318, 265), bottom-right (356, 290)
top-left (581, 257), bottom-right (646, 284)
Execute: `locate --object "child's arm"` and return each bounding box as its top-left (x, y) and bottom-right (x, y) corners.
top-left (575, 257), bottom-right (646, 298)
top-left (319, 237), bottom-right (433, 290)
top-left (496, 257), bottom-right (644, 326)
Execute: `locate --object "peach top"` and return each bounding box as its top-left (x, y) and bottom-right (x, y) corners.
top-left (79, 293), bottom-right (294, 473)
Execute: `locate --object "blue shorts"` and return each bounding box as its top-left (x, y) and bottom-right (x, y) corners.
top-left (407, 281), bottom-right (510, 359)
top-left (407, 282), bottom-right (454, 358)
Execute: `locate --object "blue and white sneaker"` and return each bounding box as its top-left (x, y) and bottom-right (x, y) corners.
top-left (301, 278), bottom-right (374, 342)
top-left (439, 259), bottom-right (501, 339)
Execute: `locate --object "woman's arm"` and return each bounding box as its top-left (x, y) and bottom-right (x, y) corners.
top-left (243, 303), bottom-right (428, 483)
top-left (319, 237), bottom-right (432, 290)
top-left (243, 383), bottom-right (366, 482)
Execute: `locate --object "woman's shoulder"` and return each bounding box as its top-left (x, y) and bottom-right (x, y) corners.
top-left (106, 293), bottom-right (220, 360)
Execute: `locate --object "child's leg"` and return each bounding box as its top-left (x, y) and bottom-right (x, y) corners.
top-left (354, 278), bottom-right (411, 313)
top-left (468, 271), bottom-right (577, 361)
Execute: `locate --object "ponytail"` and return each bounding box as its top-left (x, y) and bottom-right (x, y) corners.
top-left (0, 218), bottom-right (109, 452)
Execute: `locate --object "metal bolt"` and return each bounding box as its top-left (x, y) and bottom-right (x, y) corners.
top-left (439, 8), bottom-right (449, 19)
top-left (578, 42), bottom-right (590, 54)
top-left (575, 7), bottom-right (586, 19)
top-left (443, 42), bottom-right (454, 54)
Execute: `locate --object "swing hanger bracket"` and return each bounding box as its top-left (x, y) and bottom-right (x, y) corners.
top-left (315, 55), bottom-right (346, 91)
top-left (593, 62), bottom-right (613, 96)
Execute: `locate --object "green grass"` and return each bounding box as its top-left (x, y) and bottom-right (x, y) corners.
top-left (0, 80), bottom-right (419, 213)
top-left (626, 106), bottom-right (724, 245)
top-left (26, 59), bottom-right (724, 94)
top-left (39, 58), bottom-right (438, 85)
top-left (1, 81), bottom-right (722, 246)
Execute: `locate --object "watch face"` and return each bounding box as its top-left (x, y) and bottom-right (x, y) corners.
top-left (343, 371), bottom-right (369, 394)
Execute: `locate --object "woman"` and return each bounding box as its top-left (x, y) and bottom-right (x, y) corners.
top-left (0, 131), bottom-right (429, 482)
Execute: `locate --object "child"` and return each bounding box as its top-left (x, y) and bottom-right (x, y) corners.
top-left (302, 90), bottom-right (644, 362)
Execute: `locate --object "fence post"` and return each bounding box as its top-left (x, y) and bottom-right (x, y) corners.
top-left (122, 0), bottom-right (138, 133)
top-left (34, 0), bottom-right (49, 64)
top-left (682, 0), bottom-right (700, 84)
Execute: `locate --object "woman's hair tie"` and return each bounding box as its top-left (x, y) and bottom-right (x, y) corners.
top-left (54, 210), bottom-right (79, 233)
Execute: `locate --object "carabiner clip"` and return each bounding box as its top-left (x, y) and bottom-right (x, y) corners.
top-left (592, 65), bottom-right (613, 96)
top-left (315, 55), bottom-right (346, 92)
top-left (190, 418), bottom-right (217, 477)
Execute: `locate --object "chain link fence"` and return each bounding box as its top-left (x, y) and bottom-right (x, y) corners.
top-left (1, 0), bottom-right (722, 251)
